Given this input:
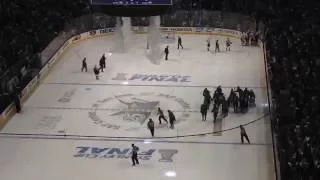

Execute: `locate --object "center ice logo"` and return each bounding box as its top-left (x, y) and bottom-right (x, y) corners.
top-left (111, 98), bottom-right (160, 125)
top-left (88, 92), bottom-right (191, 131)
top-left (74, 146), bottom-right (178, 162)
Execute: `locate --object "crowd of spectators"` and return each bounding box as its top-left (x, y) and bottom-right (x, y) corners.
top-left (0, 0), bottom-right (90, 72)
top-left (265, 1), bottom-right (320, 179)
top-left (0, 0), bottom-right (90, 113)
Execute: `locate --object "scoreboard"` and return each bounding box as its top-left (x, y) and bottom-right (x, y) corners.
top-left (91, 0), bottom-right (172, 5)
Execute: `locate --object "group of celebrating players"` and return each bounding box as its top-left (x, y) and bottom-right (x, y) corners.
top-left (81, 53), bottom-right (107, 80)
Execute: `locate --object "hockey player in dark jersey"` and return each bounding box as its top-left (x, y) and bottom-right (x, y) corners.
top-left (81, 57), bottom-right (87, 72)
top-left (248, 89), bottom-right (256, 107)
top-left (131, 144), bottom-right (139, 166)
top-left (147, 118), bottom-right (155, 137)
top-left (203, 88), bottom-right (210, 98)
top-left (157, 107), bottom-right (168, 124)
top-left (93, 65), bottom-right (100, 80)
top-left (215, 40), bottom-right (220, 52)
top-left (233, 94), bottom-right (239, 113)
top-left (212, 104), bottom-right (219, 123)
top-left (99, 54), bottom-right (106, 72)
top-left (226, 38), bottom-right (232, 51)
top-left (203, 88), bottom-right (211, 109)
top-left (240, 125), bottom-right (250, 144)
top-left (207, 38), bottom-right (211, 51)
top-left (222, 99), bottom-right (229, 117)
top-left (168, 110), bottom-right (176, 129)
top-left (177, 36), bottom-right (183, 50)
top-left (200, 104), bottom-right (208, 121)
top-left (164, 46), bottom-right (169, 60)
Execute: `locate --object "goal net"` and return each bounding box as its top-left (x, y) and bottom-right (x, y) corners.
top-left (160, 31), bottom-right (176, 43)
top-left (161, 31), bottom-right (176, 40)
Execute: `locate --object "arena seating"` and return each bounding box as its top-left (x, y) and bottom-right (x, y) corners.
top-left (1, 0), bottom-right (320, 179)
top-left (265, 2), bottom-right (320, 179)
top-left (0, 0), bottom-right (91, 113)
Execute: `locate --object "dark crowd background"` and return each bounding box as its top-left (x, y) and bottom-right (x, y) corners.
top-left (0, 0), bottom-right (320, 179)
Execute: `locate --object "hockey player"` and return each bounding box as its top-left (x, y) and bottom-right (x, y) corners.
top-left (240, 125), bottom-right (250, 144)
top-left (99, 54), bottom-right (106, 72)
top-left (215, 40), bottom-right (220, 52)
top-left (249, 89), bottom-right (256, 107)
top-left (222, 99), bottom-right (229, 117)
top-left (213, 86), bottom-right (223, 107)
top-left (81, 57), bottom-right (87, 72)
top-left (131, 144), bottom-right (139, 166)
top-left (242, 88), bottom-right (250, 112)
top-left (243, 87), bottom-right (250, 97)
top-left (177, 36), bottom-right (183, 49)
top-left (233, 94), bottom-right (239, 113)
top-left (157, 107), bottom-right (168, 124)
top-left (164, 46), bottom-right (169, 60)
top-left (245, 32), bottom-right (250, 46)
top-left (147, 118), bottom-right (155, 137)
top-left (203, 88), bottom-right (211, 109)
top-left (203, 88), bottom-right (210, 98)
top-left (226, 38), bottom-right (232, 51)
top-left (227, 89), bottom-right (235, 107)
top-left (168, 110), bottom-right (176, 129)
top-left (207, 38), bottom-right (211, 51)
top-left (241, 33), bottom-right (246, 46)
top-left (200, 104), bottom-right (208, 121)
top-left (93, 65), bottom-right (100, 80)
top-left (212, 104), bottom-right (219, 123)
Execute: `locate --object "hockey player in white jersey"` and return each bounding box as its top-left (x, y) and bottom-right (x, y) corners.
top-left (226, 38), bottom-right (232, 51)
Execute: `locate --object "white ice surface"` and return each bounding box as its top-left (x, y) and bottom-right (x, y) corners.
top-left (0, 34), bottom-right (275, 180)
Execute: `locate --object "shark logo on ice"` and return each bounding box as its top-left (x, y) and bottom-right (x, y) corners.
top-left (111, 98), bottom-right (159, 125)
top-left (88, 92), bottom-right (191, 131)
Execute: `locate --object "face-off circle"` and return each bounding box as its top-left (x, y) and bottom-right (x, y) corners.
top-left (88, 92), bottom-right (191, 131)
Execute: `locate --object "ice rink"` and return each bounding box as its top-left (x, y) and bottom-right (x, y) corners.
top-left (0, 33), bottom-right (275, 180)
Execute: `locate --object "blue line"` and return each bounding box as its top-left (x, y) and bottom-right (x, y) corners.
top-left (43, 82), bottom-right (267, 89)
top-left (0, 114), bottom-right (269, 141)
top-left (0, 135), bottom-right (272, 146)
top-left (25, 106), bottom-right (264, 115)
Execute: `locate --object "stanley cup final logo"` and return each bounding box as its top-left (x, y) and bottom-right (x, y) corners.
top-left (74, 146), bottom-right (179, 163)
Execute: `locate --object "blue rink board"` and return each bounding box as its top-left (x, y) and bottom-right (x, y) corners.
top-left (91, 0), bottom-right (172, 5)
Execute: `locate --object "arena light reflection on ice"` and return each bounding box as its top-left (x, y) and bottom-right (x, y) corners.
top-left (165, 171), bottom-right (177, 177)
top-left (143, 139), bottom-right (152, 144)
